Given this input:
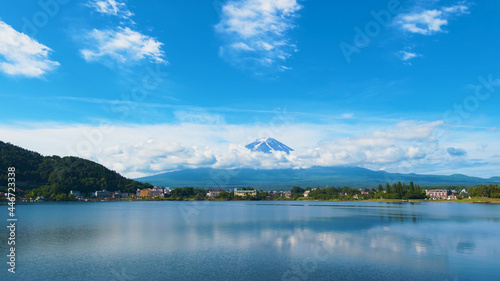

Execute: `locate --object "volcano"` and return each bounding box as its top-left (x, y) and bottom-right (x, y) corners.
top-left (245, 137), bottom-right (294, 154)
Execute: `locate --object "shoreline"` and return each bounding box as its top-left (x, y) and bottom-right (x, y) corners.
top-left (298, 198), bottom-right (500, 204)
top-left (4, 197), bottom-right (500, 204)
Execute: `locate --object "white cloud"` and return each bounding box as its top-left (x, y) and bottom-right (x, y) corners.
top-left (396, 3), bottom-right (470, 35)
top-left (101, 139), bottom-right (218, 177)
top-left (6, 119), bottom-right (496, 178)
top-left (296, 121), bottom-right (444, 168)
top-left (398, 9), bottom-right (447, 35)
top-left (442, 4), bottom-right (470, 15)
top-left (398, 51), bottom-right (420, 62)
top-left (80, 27), bottom-right (165, 64)
top-left (215, 0), bottom-right (302, 71)
top-left (0, 20), bottom-right (59, 77)
top-left (87, 0), bottom-right (133, 19)
top-left (231, 42), bottom-right (254, 51)
top-left (82, 0), bottom-right (165, 66)
top-left (406, 146), bottom-right (426, 159)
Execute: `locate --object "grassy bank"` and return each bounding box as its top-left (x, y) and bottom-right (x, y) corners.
top-left (295, 197), bottom-right (500, 203)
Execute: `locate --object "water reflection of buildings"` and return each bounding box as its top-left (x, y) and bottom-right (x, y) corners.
top-left (380, 213), bottom-right (422, 223)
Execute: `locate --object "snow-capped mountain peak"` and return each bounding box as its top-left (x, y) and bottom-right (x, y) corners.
top-left (245, 137), bottom-right (294, 154)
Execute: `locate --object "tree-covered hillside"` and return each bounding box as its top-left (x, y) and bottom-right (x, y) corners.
top-left (0, 141), bottom-right (46, 185)
top-left (0, 141), bottom-right (151, 198)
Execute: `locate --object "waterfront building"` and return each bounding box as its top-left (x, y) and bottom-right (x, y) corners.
top-left (207, 188), bottom-right (224, 198)
top-left (426, 189), bottom-right (451, 199)
top-left (95, 190), bottom-right (112, 197)
top-left (113, 191), bottom-right (133, 199)
top-left (139, 189), bottom-right (150, 197)
top-left (149, 187), bottom-right (165, 197)
top-left (234, 188), bottom-right (257, 197)
top-left (136, 187), bottom-right (164, 198)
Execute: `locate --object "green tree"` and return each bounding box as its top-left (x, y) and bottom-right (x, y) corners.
top-left (55, 193), bottom-right (68, 201)
top-left (257, 191), bottom-right (268, 200)
top-left (219, 191), bottom-right (231, 200)
top-left (291, 186), bottom-right (305, 195)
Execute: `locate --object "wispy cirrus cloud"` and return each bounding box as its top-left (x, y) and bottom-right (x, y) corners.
top-left (397, 50), bottom-right (421, 64)
top-left (50, 96), bottom-right (397, 124)
top-left (80, 27), bottom-right (165, 64)
top-left (0, 19), bottom-right (59, 77)
top-left (87, 0), bottom-right (133, 19)
top-left (395, 2), bottom-right (470, 35)
top-left (215, 0), bottom-right (302, 71)
top-left (398, 51), bottom-right (420, 61)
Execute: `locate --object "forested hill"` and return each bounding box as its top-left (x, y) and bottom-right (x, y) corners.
top-left (0, 141), bottom-right (151, 196)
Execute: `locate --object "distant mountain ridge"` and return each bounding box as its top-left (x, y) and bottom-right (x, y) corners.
top-left (245, 137), bottom-right (294, 154)
top-left (3, 140), bottom-right (497, 193)
top-left (136, 166), bottom-right (500, 190)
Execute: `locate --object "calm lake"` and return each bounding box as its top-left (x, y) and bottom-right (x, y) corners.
top-left (2, 201), bottom-right (500, 280)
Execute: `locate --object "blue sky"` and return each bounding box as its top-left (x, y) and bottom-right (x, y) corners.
top-left (1, 0), bottom-right (500, 178)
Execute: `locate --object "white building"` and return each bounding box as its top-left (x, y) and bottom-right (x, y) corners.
top-left (207, 188), bottom-right (224, 198)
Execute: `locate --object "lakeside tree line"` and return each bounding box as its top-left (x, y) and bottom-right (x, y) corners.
top-left (290, 181), bottom-right (426, 200)
top-left (168, 187), bottom-right (268, 200)
top-left (145, 183), bottom-right (427, 201)
top-left (468, 184), bottom-right (500, 198)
